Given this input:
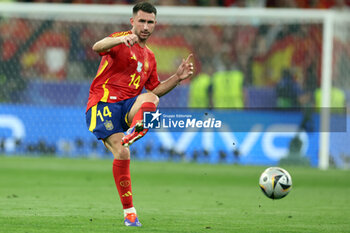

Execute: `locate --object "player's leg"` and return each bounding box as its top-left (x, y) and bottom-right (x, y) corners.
top-left (103, 133), bottom-right (141, 227)
top-left (86, 102), bottom-right (142, 226)
top-left (127, 92), bottom-right (159, 124)
top-left (121, 92), bottom-right (159, 146)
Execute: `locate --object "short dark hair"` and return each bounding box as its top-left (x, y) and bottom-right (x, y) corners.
top-left (133, 2), bottom-right (157, 15)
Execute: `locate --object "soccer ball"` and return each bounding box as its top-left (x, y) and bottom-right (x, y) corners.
top-left (259, 167), bottom-right (292, 200)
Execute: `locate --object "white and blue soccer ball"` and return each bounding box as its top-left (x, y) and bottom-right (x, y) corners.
top-left (259, 167), bottom-right (292, 200)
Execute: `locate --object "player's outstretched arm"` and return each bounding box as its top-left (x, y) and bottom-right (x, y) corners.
top-left (151, 54), bottom-right (194, 97)
top-left (92, 34), bottom-right (139, 53)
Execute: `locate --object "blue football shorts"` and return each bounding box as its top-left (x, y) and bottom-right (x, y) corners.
top-left (86, 97), bottom-right (137, 140)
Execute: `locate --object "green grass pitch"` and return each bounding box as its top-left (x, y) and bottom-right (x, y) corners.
top-left (0, 156), bottom-right (349, 233)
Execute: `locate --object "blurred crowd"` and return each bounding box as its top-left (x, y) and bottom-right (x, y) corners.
top-left (0, 18), bottom-right (327, 82)
top-left (0, 1), bottom-right (349, 108)
top-left (10, 0), bottom-right (350, 9)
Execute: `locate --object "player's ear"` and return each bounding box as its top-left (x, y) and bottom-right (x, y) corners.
top-left (130, 17), bottom-right (134, 26)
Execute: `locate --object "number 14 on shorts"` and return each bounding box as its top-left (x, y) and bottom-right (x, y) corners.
top-left (97, 106), bottom-right (112, 122)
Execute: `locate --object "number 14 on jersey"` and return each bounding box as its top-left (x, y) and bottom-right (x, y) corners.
top-left (129, 73), bottom-right (140, 89)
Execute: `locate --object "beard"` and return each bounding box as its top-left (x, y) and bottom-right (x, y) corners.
top-left (137, 30), bottom-right (151, 42)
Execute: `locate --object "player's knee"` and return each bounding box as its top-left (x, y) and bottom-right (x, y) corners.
top-left (106, 138), bottom-right (130, 159)
top-left (118, 147), bottom-right (130, 160)
top-left (142, 92), bottom-right (159, 106)
top-left (115, 146), bottom-right (130, 160)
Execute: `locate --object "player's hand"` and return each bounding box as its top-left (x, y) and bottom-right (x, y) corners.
top-left (120, 34), bottom-right (139, 47)
top-left (176, 54), bottom-right (194, 81)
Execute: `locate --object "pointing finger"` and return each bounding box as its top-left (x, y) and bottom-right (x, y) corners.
top-left (185, 53), bottom-right (193, 63)
top-left (181, 58), bottom-right (186, 67)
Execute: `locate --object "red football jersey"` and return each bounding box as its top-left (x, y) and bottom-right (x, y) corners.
top-left (86, 31), bottom-right (160, 111)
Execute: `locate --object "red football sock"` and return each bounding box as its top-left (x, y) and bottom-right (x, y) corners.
top-left (130, 102), bottom-right (157, 127)
top-left (113, 159), bottom-right (133, 209)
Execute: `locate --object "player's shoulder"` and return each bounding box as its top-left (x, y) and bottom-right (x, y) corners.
top-left (145, 45), bottom-right (156, 57)
top-left (109, 30), bottom-right (132, 38)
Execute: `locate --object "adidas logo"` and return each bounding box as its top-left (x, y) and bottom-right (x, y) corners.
top-left (122, 191), bottom-right (132, 197)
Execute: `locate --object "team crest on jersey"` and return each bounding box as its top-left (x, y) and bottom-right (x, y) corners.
top-left (137, 61), bottom-right (143, 72)
top-left (144, 61), bottom-right (149, 72)
top-left (104, 120), bottom-right (114, 131)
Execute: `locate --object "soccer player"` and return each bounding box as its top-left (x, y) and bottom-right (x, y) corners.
top-left (85, 2), bottom-right (194, 227)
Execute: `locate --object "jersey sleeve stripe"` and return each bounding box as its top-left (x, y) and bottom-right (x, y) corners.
top-left (110, 31), bottom-right (131, 38)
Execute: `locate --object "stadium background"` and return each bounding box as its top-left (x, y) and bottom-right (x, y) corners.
top-left (0, 0), bottom-right (349, 169)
